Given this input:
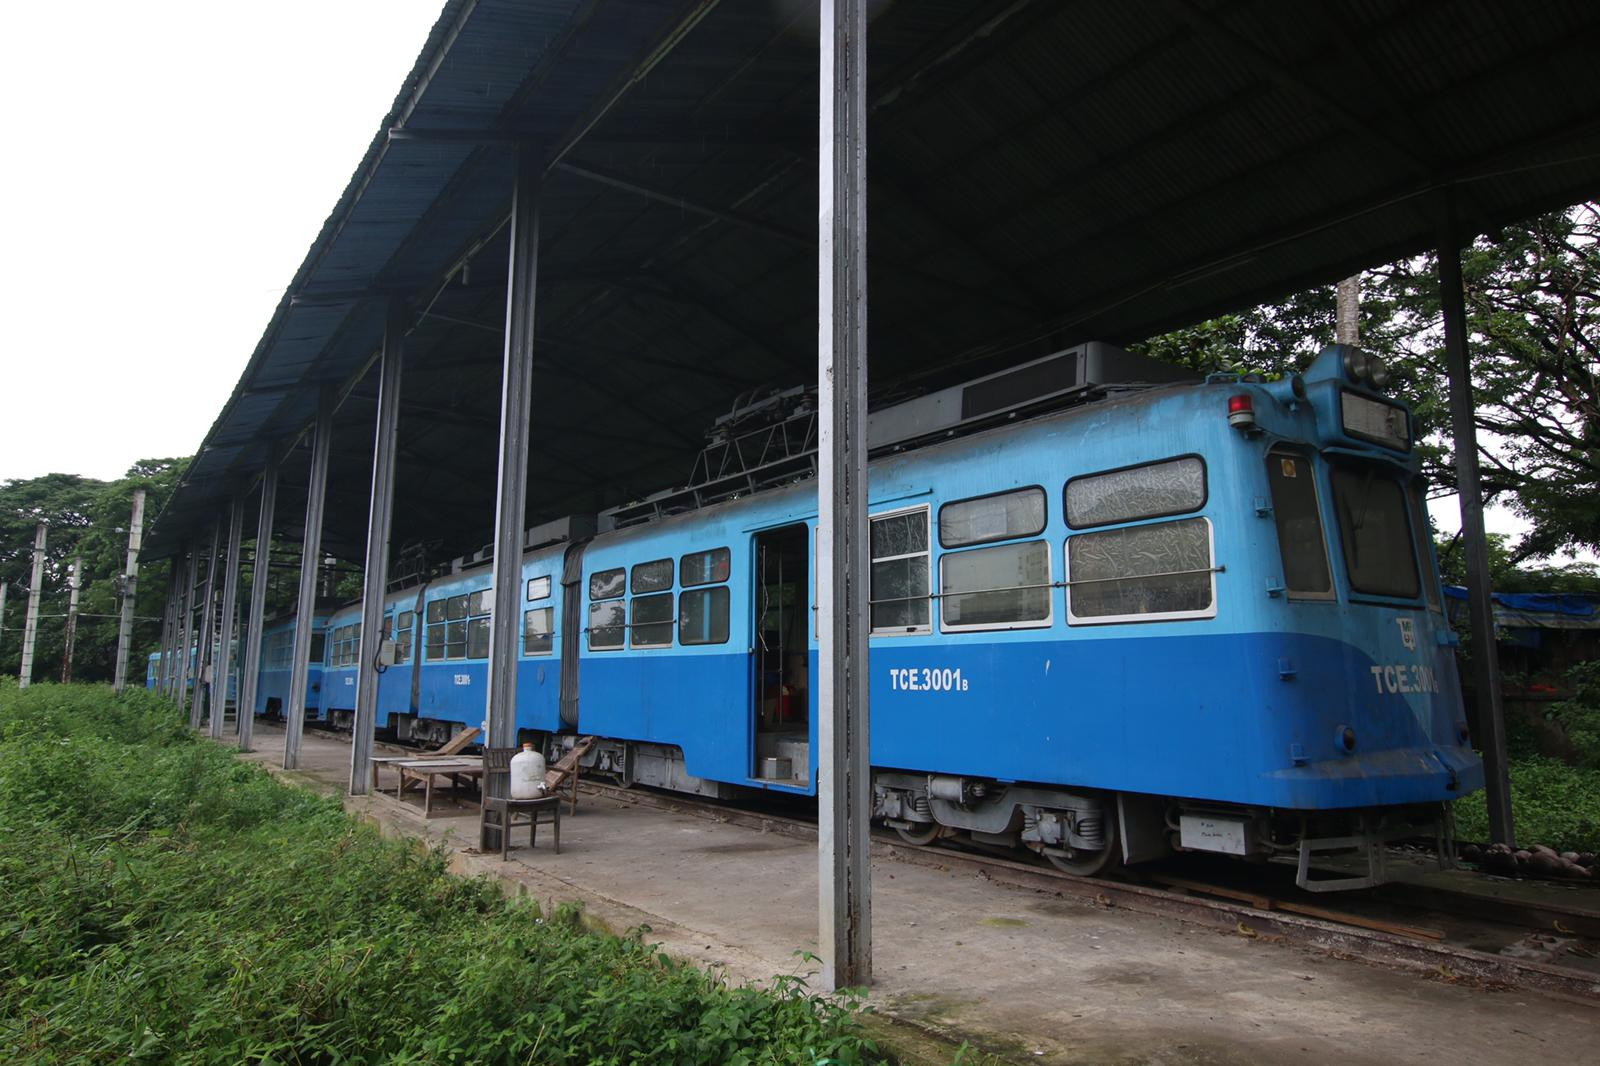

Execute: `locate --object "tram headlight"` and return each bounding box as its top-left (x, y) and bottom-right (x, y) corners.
top-left (1366, 356), bottom-right (1390, 389)
top-left (1341, 348), bottom-right (1370, 384)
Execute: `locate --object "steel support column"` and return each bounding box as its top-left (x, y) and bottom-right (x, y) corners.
top-left (238, 452), bottom-right (280, 752)
top-left (112, 489), bottom-right (147, 693)
top-left (816, 0), bottom-right (872, 992)
top-left (1438, 216), bottom-right (1515, 846)
top-left (350, 301), bottom-right (407, 794)
top-left (212, 498), bottom-right (246, 739)
top-left (0, 582), bottom-right (7, 661)
top-left (18, 522), bottom-right (47, 689)
top-left (285, 388), bottom-right (335, 770)
top-left (483, 142), bottom-right (543, 842)
top-left (177, 547), bottom-right (199, 708)
top-left (191, 519), bottom-right (222, 730)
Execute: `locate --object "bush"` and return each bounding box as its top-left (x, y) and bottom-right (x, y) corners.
top-left (1453, 754), bottom-right (1600, 853)
top-left (0, 685), bottom-right (882, 1065)
top-left (1546, 660), bottom-right (1600, 770)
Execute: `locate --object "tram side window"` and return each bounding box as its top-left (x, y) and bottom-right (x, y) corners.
top-left (1265, 452), bottom-right (1333, 598)
top-left (630, 559), bottom-right (674, 648)
top-left (939, 488), bottom-right (1045, 548)
top-left (424, 599), bottom-right (446, 660)
top-left (1067, 517), bottom-right (1215, 622)
top-left (589, 567), bottom-right (626, 650)
top-left (524, 607), bottom-right (554, 655)
top-left (527, 575), bottom-right (551, 601)
top-left (1329, 465), bottom-right (1420, 599)
top-left (1066, 456), bottom-right (1206, 529)
top-left (940, 540), bottom-right (1052, 629)
top-left (466, 589), bottom-right (493, 659)
top-left (681, 547), bottom-right (730, 587)
top-left (680, 586), bottom-right (730, 645)
top-left (870, 508), bottom-right (930, 633)
top-left (395, 611), bottom-right (414, 663)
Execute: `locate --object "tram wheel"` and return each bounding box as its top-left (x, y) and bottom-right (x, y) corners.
top-left (1042, 805), bottom-right (1122, 876)
top-left (893, 821), bottom-right (941, 846)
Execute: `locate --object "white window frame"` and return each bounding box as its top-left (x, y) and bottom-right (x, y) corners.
top-left (869, 503), bottom-right (932, 637)
top-left (937, 538), bottom-right (1056, 634)
top-left (1064, 517), bottom-right (1219, 626)
top-left (527, 575), bottom-right (551, 601)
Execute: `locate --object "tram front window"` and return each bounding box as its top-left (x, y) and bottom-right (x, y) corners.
top-left (1330, 464), bottom-right (1420, 599)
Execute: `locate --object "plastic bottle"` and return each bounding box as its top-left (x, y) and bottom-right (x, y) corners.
top-left (509, 742), bottom-right (547, 799)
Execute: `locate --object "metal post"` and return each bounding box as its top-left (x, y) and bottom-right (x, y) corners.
top-left (113, 489), bottom-right (147, 693)
top-left (0, 581), bottom-right (7, 660)
top-left (285, 388), bottom-right (335, 770)
top-left (60, 557), bottom-right (82, 683)
top-left (212, 497), bottom-right (246, 739)
top-left (18, 522), bottom-right (47, 689)
top-left (1439, 215), bottom-right (1515, 847)
top-left (817, 0), bottom-right (871, 992)
top-left (191, 520), bottom-right (221, 730)
top-left (177, 547), bottom-right (199, 707)
top-left (350, 302), bottom-right (406, 794)
top-left (481, 143), bottom-right (542, 846)
top-left (238, 452), bottom-right (280, 752)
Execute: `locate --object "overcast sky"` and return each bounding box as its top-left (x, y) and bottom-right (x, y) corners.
top-left (0, 0), bottom-right (443, 483)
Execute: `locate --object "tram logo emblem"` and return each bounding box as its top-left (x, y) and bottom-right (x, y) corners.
top-left (1395, 617), bottom-right (1416, 651)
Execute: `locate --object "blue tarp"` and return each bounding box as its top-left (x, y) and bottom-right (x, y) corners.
top-left (1444, 586), bottom-right (1600, 631)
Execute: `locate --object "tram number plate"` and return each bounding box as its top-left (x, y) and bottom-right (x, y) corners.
top-left (888, 667), bottom-right (969, 693)
top-left (1179, 814), bottom-right (1249, 856)
top-left (344, 676), bottom-right (354, 686)
top-left (453, 674), bottom-right (471, 686)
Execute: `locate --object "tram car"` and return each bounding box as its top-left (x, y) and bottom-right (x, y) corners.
top-left (255, 613), bottom-right (331, 720)
top-left (146, 644), bottom-right (241, 704)
top-left (285, 341), bottom-right (1483, 890)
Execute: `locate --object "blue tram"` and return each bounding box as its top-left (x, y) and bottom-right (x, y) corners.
top-left (256, 613), bottom-right (330, 720)
top-left (269, 342), bottom-right (1481, 888)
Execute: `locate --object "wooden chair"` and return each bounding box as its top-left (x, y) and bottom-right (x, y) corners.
top-left (370, 726), bottom-right (481, 794)
top-left (544, 736), bottom-right (597, 814)
top-left (479, 747), bottom-right (562, 859)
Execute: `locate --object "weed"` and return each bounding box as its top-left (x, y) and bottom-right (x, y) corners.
top-left (0, 685), bottom-right (888, 1065)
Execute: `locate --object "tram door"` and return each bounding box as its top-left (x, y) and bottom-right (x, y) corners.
top-left (751, 524), bottom-right (810, 784)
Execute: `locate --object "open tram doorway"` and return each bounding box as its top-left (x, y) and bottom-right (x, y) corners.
top-left (752, 524), bottom-right (810, 785)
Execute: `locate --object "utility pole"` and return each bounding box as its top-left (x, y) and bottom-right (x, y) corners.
top-left (0, 581), bottom-right (7, 659)
top-left (113, 489), bottom-right (147, 693)
top-left (1335, 274), bottom-right (1360, 346)
top-left (19, 522), bottom-right (47, 688)
top-left (60, 557), bottom-right (82, 683)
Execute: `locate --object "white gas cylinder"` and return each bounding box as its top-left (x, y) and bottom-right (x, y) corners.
top-left (509, 743), bottom-right (547, 799)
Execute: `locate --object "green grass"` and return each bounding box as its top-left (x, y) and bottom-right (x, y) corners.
top-left (1452, 754), bottom-right (1600, 853)
top-left (0, 683), bottom-right (884, 1065)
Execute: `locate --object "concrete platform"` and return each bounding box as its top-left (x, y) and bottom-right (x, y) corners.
top-left (233, 725), bottom-right (1598, 1065)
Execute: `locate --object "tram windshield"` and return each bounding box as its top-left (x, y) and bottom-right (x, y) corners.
top-left (1329, 464), bottom-right (1420, 599)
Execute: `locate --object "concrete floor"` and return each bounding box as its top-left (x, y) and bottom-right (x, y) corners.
top-left (232, 724), bottom-right (1597, 1065)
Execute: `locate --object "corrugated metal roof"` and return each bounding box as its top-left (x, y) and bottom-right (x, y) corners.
top-left (150, 0), bottom-right (1600, 562)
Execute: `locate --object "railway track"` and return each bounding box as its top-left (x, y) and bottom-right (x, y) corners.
top-left (576, 778), bottom-right (1600, 1002)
